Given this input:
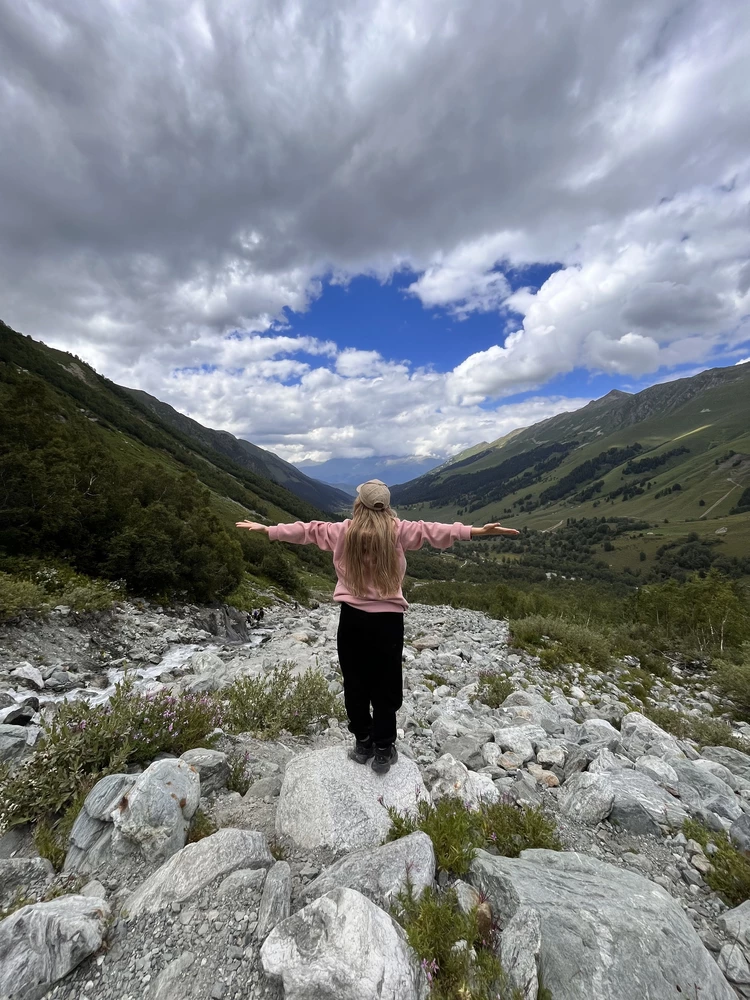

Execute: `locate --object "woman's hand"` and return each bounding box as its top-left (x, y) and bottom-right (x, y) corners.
top-left (235, 521), bottom-right (269, 533)
top-left (472, 523), bottom-right (521, 537)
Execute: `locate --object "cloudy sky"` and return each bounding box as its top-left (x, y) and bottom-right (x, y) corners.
top-left (1, 0), bottom-right (749, 474)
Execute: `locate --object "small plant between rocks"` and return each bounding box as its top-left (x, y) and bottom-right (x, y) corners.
top-left (471, 671), bottom-right (514, 709)
top-left (223, 662), bottom-right (345, 739)
top-left (0, 678), bottom-right (222, 834)
top-left (385, 796), bottom-right (561, 876)
top-left (186, 808), bottom-right (217, 844)
top-left (683, 819), bottom-right (750, 907)
top-left (225, 748), bottom-right (252, 795)
top-left (391, 880), bottom-right (523, 1000)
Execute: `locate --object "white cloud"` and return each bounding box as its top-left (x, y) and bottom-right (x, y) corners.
top-left (0, 0), bottom-right (748, 461)
top-left (736, 358), bottom-right (750, 366)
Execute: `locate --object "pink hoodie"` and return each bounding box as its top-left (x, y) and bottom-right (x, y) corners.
top-left (267, 518), bottom-right (472, 613)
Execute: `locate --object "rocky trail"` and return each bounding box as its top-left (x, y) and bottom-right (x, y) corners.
top-left (1, 597), bottom-right (750, 999)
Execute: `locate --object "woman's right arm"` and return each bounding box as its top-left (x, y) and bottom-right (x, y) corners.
top-left (236, 519), bottom-right (342, 551)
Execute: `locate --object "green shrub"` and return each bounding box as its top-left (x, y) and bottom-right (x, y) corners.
top-left (386, 796), bottom-right (561, 876)
top-left (646, 707), bottom-right (746, 752)
top-left (187, 808), bottom-right (217, 844)
top-left (424, 672), bottom-right (450, 688)
top-left (511, 614), bottom-right (612, 669)
top-left (684, 820), bottom-right (750, 907)
top-left (392, 882), bottom-right (521, 1000)
top-left (224, 663), bottom-right (344, 739)
top-left (226, 748), bottom-right (252, 795)
top-left (0, 679), bottom-right (222, 832)
top-left (472, 672), bottom-right (514, 709)
top-left (269, 838), bottom-right (288, 861)
top-left (714, 657), bottom-right (750, 720)
top-left (0, 572), bottom-right (47, 619)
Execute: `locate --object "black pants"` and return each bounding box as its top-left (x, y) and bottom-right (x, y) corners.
top-left (337, 602), bottom-right (404, 748)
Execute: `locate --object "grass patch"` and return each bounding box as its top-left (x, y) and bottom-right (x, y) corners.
top-left (684, 819), bottom-right (750, 907)
top-left (646, 707), bottom-right (747, 751)
top-left (392, 881), bottom-right (522, 1000)
top-left (269, 838), bottom-right (288, 861)
top-left (223, 662), bottom-right (345, 739)
top-left (510, 614), bottom-right (612, 670)
top-left (385, 796), bottom-right (560, 876)
top-left (472, 672), bottom-right (514, 709)
top-left (424, 672), bottom-right (450, 688)
top-left (0, 565), bottom-right (119, 620)
top-left (186, 808), bottom-right (217, 844)
top-left (714, 655), bottom-right (750, 721)
top-left (0, 679), bottom-right (222, 834)
top-left (226, 749), bottom-right (252, 795)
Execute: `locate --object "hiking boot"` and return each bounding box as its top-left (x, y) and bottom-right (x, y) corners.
top-left (372, 744), bottom-right (399, 775)
top-left (348, 737), bottom-right (375, 765)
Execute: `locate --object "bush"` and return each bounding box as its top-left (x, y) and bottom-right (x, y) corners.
top-left (392, 882), bottom-right (521, 1000)
top-left (715, 657), bottom-right (750, 720)
top-left (385, 796), bottom-right (561, 876)
top-left (511, 614), bottom-right (612, 669)
top-left (646, 707), bottom-right (746, 752)
top-left (0, 679), bottom-right (223, 832)
top-left (0, 572), bottom-right (47, 619)
top-left (472, 672), bottom-right (514, 709)
top-left (223, 663), bottom-right (345, 739)
top-left (226, 748), bottom-right (252, 795)
top-left (684, 820), bottom-right (750, 907)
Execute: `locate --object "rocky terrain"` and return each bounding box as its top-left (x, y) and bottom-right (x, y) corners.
top-left (1, 597), bottom-right (750, 999)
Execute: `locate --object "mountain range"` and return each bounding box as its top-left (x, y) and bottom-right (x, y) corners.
top-left (391, 362), bottom-right (750, 546)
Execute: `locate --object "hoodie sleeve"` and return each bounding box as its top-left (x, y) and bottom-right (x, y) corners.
top-left (398, 520), bottom-right (473, 551)
top-left (266, 521), bottom-right (344, 551)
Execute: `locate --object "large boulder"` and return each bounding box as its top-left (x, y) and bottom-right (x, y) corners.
top-left (260, 886), bottom-right (427, 1000)
top-left (0, 724), bottom-right (28, 765)
top-left (491, 724), bottom-right (548, 762)
top-left (0, 895), bottom-right (111, 1000)
top-left (469, 849), bottom-right (734, 1000)
top-left (619, 713), bottom-right (684, 760)
top-left (559, 769), bottom-right (688, 834)
top-left (0, 858), bottom-right (54, 911)
top-left (701, 747), bottom-right (750, 785)
top-left (126, 828), bottom-right (273, 916)
top-left (63, 773), bottom-right (137, 874)
top-left (669, 758), bottom-right (742, 827)
top-left (179, 748), bottom-right (229, 795)
top-left (501, 691), bottom-right (563, 734)
top-left (112, 758), bottom-right (200, 862)
top-left (275, 747), bottom-right (429, 852)
top-left (303, 831), bottom-right (435, 906)
top-left (422, 754), bottom-right (499, 807)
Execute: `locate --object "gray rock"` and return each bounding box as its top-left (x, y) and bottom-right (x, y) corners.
top-left (452, 879), bottom-right (480, 915)
top-left (588, 748), bottom-right (631, 774)
top-left (502, 691), bottom-right (563, 734)
top-left (694, 757), bottom-right (750, 793)
top-left (257, 861), bottom-right (291, 941)
top-left (717, 943), bottom-right (750, 986)
top-left (179, 748), bottom-right (229, 796)
top-left (149, 950), bottom-right (196, 1000)
top-left (718, 900), bottom-right (750, 949)
top-left (0, 895), bottom-right (111, 1000)
top-left (559, 772), bottom-right (614, 825)
top-left (500, 905), bottom-right (541, 1000)
top-left (303, 831), bottom-right (435, 906)
top-left (577, 718), bottom-right (620, 745)
top-left (730, 813), bottom-right (750, 854)
top-left (0, 858), bottom-right (54, 910)
top-left (492, 724), bottom-right (548, 762)
top-left (619, 712), bottom-right (684, 760)
top-left (607, 770), bottom-right (688, 835)
top-left (423, 754), bottom-right (499, 807)
top-left (216, 868), bottom-right (267, 899)
top-left (244, 775), bottom-right (283, 800)
top-left (0, 724), bottom-right (28, 764)
top-left (112, 758), bottom-right (200, 862)
top-left (11, 664), bottom-right (44, 690)
top-left (84, 773), bottom-right (136, 821)
top-left (441, 734), bottom-right (486, 770)
top-left (701, 747), bottom-right (750, 785)
top-left (127, 829), bottom-right (273, 916)
top-left (634, 756), bottom-right (678, 786)
top-left (260, 886), bottom-right (427, 1000)
top-left (275, 746), bottom-right (429, 852)
top-left (469, 849), bottom-right (734, 1000)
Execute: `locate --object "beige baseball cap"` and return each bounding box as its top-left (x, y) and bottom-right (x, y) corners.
top-left (356, 479), bottom-right (391, 510)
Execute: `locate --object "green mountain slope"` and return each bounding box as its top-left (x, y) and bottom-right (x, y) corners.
top-left (391, 362), bottom-right (750, 552)
top-left (126, 388), bottom-right (351, 513)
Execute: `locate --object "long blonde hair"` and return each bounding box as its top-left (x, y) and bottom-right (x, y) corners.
top-left (341, 498), bottom-right (401, 598)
